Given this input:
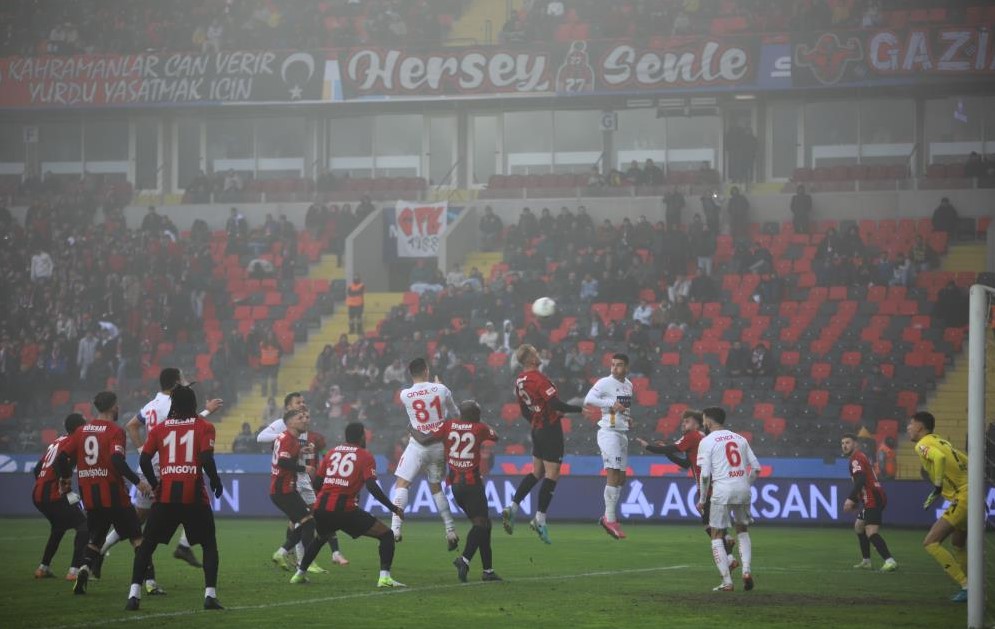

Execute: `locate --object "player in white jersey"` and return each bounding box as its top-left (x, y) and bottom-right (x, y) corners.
top-left (256, 392), bottom-right (348, 571)
top-left (696, 406), bottom-right (760, 592)
top-left (583, 353), bottom-right (633, 540)
top-left (392, 358), bottom-right (459, 550)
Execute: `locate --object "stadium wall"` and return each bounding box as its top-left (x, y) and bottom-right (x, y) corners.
top-left (346, 205), bottom-right (389, 290)
top-left (438, 205), bottom-right (480, 272)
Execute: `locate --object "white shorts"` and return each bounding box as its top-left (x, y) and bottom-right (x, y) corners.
top-left (395, 441), bottom-right (445, 484)
top-left (708, 503), bottom-right (753, 530)
top-left (597, 430), bottom-right (628, 471)
top-left (134, 472), bottom-right (154, 510)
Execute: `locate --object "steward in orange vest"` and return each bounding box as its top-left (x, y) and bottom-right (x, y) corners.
top-left (347, 275), bottom-right (365, 335)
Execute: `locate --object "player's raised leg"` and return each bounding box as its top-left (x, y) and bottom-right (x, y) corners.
top-left (502, 467), bottom-right (540, 534)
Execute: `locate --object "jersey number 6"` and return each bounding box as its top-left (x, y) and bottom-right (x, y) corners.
top-left (725, 441), bottom-right (741, 467)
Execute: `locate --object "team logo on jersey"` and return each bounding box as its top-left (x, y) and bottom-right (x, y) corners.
top-left (794, 32), bottom-right (863, 85)
top-left (616, 395), bottom-right (632, 409)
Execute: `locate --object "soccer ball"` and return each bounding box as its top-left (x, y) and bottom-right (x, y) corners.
top-left (531, 297), bottom-right (556, 318)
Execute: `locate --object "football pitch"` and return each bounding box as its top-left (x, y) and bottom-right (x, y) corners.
top-left (0, 518), bottom-right (984, 628)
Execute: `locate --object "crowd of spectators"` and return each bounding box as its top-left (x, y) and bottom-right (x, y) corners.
top-left (0, 0), bottom-right (467, 57)
top-left (502, 0), bottom-right (981, 44)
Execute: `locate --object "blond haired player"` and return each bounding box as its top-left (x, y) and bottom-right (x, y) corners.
top-left (907, 411), bottom-right (969, 602)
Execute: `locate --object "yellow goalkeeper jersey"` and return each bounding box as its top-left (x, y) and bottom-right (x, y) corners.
top-left (914, 433), bottom-right (968, 501)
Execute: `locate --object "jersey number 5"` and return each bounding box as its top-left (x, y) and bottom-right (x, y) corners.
top-left (448, 432), bottom-right (475, 460)
top-left (412, 397), bottom-right (443, 423)
top-left (725, 441), bottom-right (741, 467)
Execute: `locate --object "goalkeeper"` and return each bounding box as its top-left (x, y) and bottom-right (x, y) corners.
top-left (906, 411), bottom-right (970, 603)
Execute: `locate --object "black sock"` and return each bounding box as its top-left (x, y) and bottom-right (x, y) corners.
top-left (131, 542), bottom-right (157, 586)
top-left (282, 526), bottom-right (301, 551)
top-left (330, 534), bottom-right (340, 553)
top-left (41, 528), bottom-right (67, 566)
top-left (201, 538), bottom-right (219, 589)
top-left (81, 545), bottom-right (100, 571)
top-left (538, 479), bottom-right (557, 514)
top-left (298, 536), bottom-right (326, 571)
top-left (868, 534), bottom-right (892, 560)
top-left (857, 533), bottom-right (871, 559)
top-left (300, 519), bottom-right (316, 550)
top-left (72, 524), bottom-right (88, 568)
top-left (479, 523), bottom-right (493, 571)
top-left (145, 558), bottom-right (156, 582)
top-left (378, 532), bottom-right (395, 571)
top-left (512, 473), bottom-right (540, 505)
top-left (463, 525), bottom-right (483, 563)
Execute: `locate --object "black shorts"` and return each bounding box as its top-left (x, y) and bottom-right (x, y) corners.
top-left (271, 492), bottom-right (311, 523)
top-left (858, 506), bottom-right (884, 526)
top-left (531, 423), bottom-right (564, 463)
top-left (348, 305), bottom-right (363, 317)
top-left (87, 505), bottom-right (142, 546)
top-left (34, 498), bottom-right (86, 531)
top-left (314, 509), bottom-right (378, 539)
top-left (452, 483), bottom-right (489, 520)
top-left (144, 502), bottom-right (216, 546)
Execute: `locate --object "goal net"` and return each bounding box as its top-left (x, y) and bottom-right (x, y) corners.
top-left (967, 283), bottom-right (994, 629)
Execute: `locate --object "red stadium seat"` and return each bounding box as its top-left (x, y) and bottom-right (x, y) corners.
top-left (840, 404), bottom-right (863, 424)
top-left (807, 390), bottom-right (829, 409)
top-left (753, 402), bottom-right (775, 420)
top-left (774, 376), bottom-right (795, 396)
top-left (655, 416), bottom-right (680, 436)
top-left (636, 389), bottom-right (659, 407)
top-left (763, 417), bottom-right (786, 439)
top-left (721, 389), bottom-right (743, 410)
top-left (501, 403), bottom-right (519, 424)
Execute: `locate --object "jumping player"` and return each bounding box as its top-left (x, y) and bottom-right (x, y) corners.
top-left (393, 358), bottom-right (460, 549)
top-left (442, 400), bottom-right (502, 582)
top-left (57, 391), bottom-right (152, 595)
top-left (841, 433), bottom-right (897, 571)
top-left (126, 385), bottom-right (224, 611)
top-left (696, 407), bottom-right (759, 592)
top-left (502, 344), bottom-right (585, 544)
top-left (292, 422), bottom-right (406, 588)
top-left (32, 413), bottom-right (88, 581)
top-left (584, 353), bottom-right (633, 539)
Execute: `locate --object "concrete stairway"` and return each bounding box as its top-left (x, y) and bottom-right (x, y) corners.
top-left (897, 241), bottom-right (989, 479)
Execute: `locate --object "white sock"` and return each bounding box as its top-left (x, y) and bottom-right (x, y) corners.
top-left (603, 485), bottom-right (621, 523)
top-left (433, 491), bottom-right (455, 531)
top-left (179, 530), bottom-right (190, 548)
top-left (275, 547), bottom-right (288, 556)
top-left (379, 570), bottom-right (389, 579)
top-left (296, 541), bottom-right (305, 559)
top-left (205, 587), bottom-right (216, 598)
top-left (509, 502), bottom-right (520, 516)
top-left (728, 554), bottom-right (736, 564)
top-left (145, 578), bottom-right (156, 588)
top-left (738, 532), bottom-right (752, 574)
top-left (101, 529), bottom-right (121, 554)
top-left (67, 567), bottom-right (78, 576)
top-left (535, 511), bottom-right (547, 526)
top-left (711, 539), bottom-right (732, 584)
top-left (129, 583), bottom-right (142, 599)
top-left (38, 563), bottom-right (49, 570)
top-left (294, 568), bottom-right (306, 578)
top-left (391, 488), bottom-right (409, 534)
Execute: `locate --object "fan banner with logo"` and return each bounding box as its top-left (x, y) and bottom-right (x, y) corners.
top-left (392, 200), bottom-right (448, 258)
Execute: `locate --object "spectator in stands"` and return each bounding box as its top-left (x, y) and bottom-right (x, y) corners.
top-left (226, 207), bottom-right (247, 248)
top-left (409, 260), bottom-right (444, 295)
top-left (141, 206), bottom-right (162, 234)
top-left (689, 215), bottom-right (716, 276)
top-left (632, 299), bottom-right (653, 326)
top-left (347, 274), bottom-right (365, 335)
top-left (663, 295), bottom-right (694, 332)
top-left (518, 207), bottom-right (539, 234)
top-left (258, 332), bottom-right (281, 397)
top-left (479, 322), bottom-right (499, 351)
top-left (316, 344), bottom-right (336, 376)
top-left (964, 152), bottom-right (986, 179)
top-left (790, 185), bottom-right (813, 234)
top-left (727, 186), bottom-right (750, 240)
top-left (701, 191), bottom-right (721, 234)
top-left (624, 161), bottom-right (644, 185)
top-left (748, 343), bottom-right (775, 378)
top-left (586, 166), bottom-right (605, 188)
top-left (668, 274), bottom-right (691, 304)
top-left (876, 436), bottom-right (897, 480)
top-left (838, 225), bottom-right (866, 259)
top-left (934, 281), bottom-right (969, 328)
top-left (664, 187), bottom-right (686, 227)
top-left (232, 422), bottom-right (256, 453)
top-left (755, 274), bottom-right (783, 304)
top-left (889, 254), bottom-right (914, 287)
top-left (479, 206), bottom-right (503, 251)
top-left (931, 197), bottom-right (959, 235)
top-left (222, 169), bottom-right (243, 201)
top-left (29, 247), bottom-right (53, 283)
top-left (500, 320), bottom-right (518, 353)
top-left (910, 235), bottom-right (935, 273)
top-left (76, 328), bottom-right (99, 383)
top-left (689, 269), bottom-right (719, 303)
top-left (643, 160), bottom-right (664, 185)
top-left (726, 341), bottom-right (751, 377)
top-left (748, 243), bottom-right (773, 275)
top-left (383, 358), bottom-right (406, 388)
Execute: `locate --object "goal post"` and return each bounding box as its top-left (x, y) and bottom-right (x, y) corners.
top-left (967, 283), bottom-right (992, 629)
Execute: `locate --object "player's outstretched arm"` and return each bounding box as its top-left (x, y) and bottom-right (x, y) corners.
top-left (365, 479), bottom-right (403, 517)
top-left (256, 419), bottom-right (284, 444)
top-left (408, 425), bottom-right (441, 445)
top-left (548, 397), bottom-right (584, 414)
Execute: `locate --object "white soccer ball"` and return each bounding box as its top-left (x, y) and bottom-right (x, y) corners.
top-left (532, 297), bottom-right (556, 318)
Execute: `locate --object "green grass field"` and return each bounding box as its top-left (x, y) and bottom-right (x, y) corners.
top-left (0, 518), bottom-right (985, 628)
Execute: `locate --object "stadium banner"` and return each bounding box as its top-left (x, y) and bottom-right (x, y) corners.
top-left (791, 26), bottom-right (995, 88)
top-left (0, 50), bottom-right (325, 108)
top-left (3, 473), bottom-right (992, 527)
top-left (389, 200), bottom-right (448, 258)
top-left (335, 36), bottom-right (764, 100)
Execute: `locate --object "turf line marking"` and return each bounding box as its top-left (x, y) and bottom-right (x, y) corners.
top-left (53, 564), bottom-right (690, 628)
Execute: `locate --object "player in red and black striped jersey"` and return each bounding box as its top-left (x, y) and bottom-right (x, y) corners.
top-left (57, 391), bottom-right (152, 596)
top-left (841, 433), bottom-right (897, 571)
top-left (269, 409), bottom-right (321, 571)
top-left (32, 413), bottom-right (88, 581)
top-left (502, 344), bottom-right (585, 543)
top-left (442, 401), bottom-right (502, 583)
top-left (637, 409), bottom-right (738, 569)
top-left (292, 422), bottom-right (406, 588)
top-left (126, 385), bottom-right (225, 611)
